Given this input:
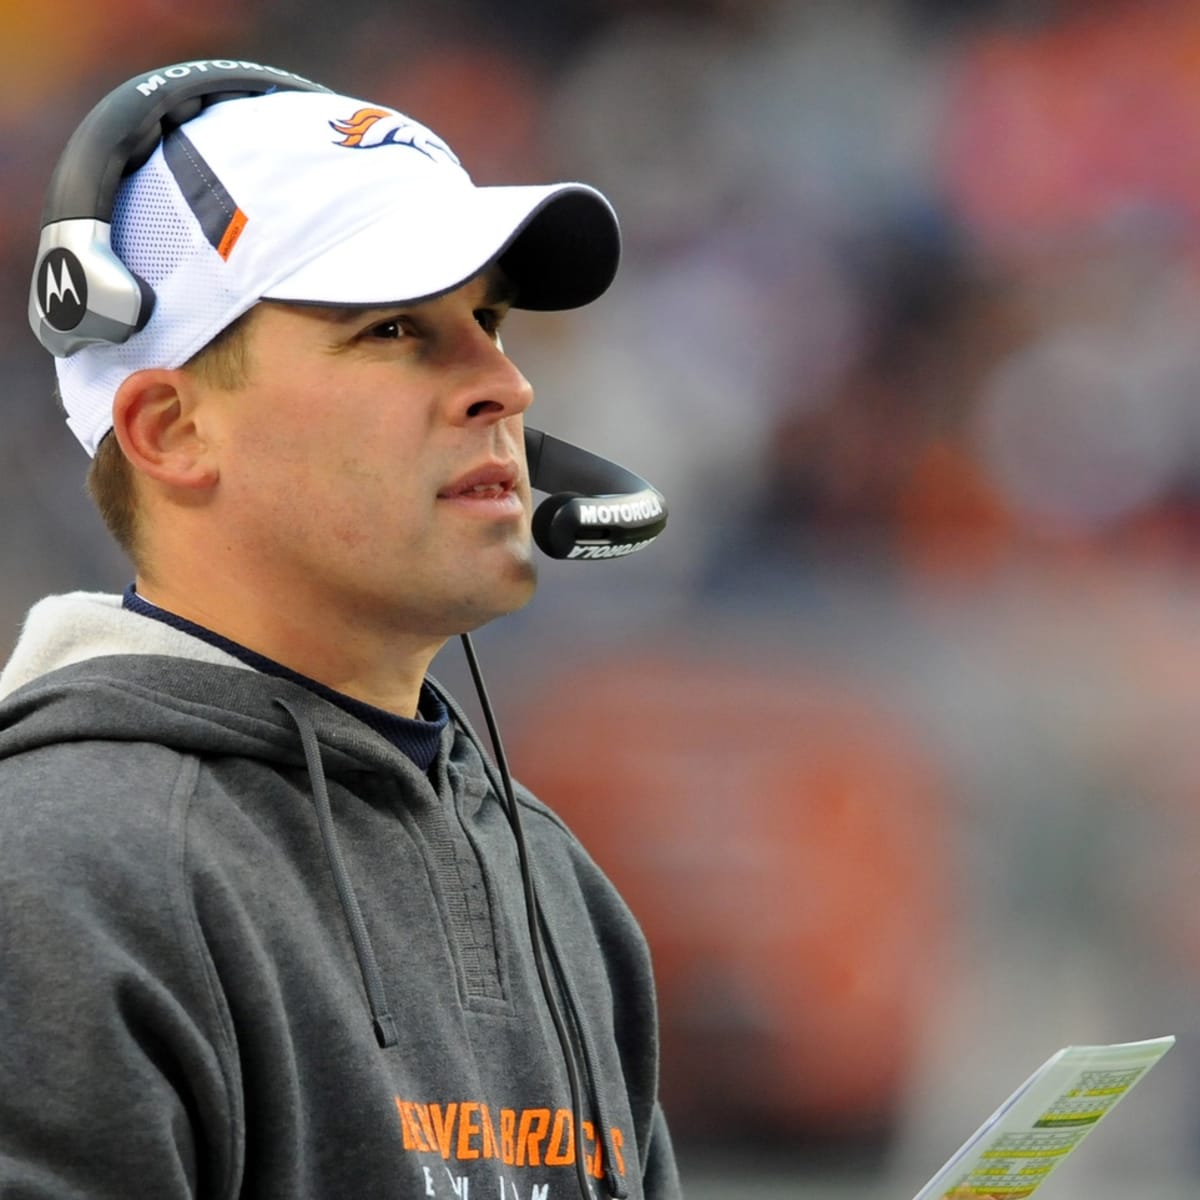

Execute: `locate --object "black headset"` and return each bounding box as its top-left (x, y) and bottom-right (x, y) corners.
top-left (29, 59), bottom-right (668, 561)
top-left (30, 61), bottom-right (330, 358)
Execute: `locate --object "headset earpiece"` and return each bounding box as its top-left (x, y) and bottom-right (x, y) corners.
top-left (29, 61), bottom-right (329, 358)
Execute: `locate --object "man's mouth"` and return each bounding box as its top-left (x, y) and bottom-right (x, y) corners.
top-left (453, 481), bottom-right (510, 498)
top-left (437, 462), bottom-right (524, 514)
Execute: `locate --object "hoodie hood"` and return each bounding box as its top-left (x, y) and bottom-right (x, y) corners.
top-left (0, 592), bottom-right (425, 781)
top-left (0, 592), bottom-right (250, 694)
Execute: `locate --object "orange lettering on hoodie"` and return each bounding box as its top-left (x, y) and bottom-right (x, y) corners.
top-left (500, 1107), bottom-right (516, 1164)
top-left (479, 1104), bottom-right (499, 1160)
top-left (582, 1120), bottom-right (602, 1178)
top-left (428, 1103), bottom-right (458, 1158)
top-left (610, 1126), bottom-right (626, 1175)
top-left (546, 1109), bottom-right (575, 1166)
top-left (414, 1103), bottom-right (438, 1154)
top-left (516, 1107), bottom-right (550, 1166)
top-left (456, 1101), bottom-right (481, 1159)
top-left (395, 1099), bottom-right (431, 1152)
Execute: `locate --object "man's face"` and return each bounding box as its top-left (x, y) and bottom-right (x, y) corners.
top-left (197, 266), bottom-right (538, 640)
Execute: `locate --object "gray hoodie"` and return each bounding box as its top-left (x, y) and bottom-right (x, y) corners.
top-left (0, 594), bottom-right (680, 1200)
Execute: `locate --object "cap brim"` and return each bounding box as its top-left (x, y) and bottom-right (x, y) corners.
top-left (262, 181), bottom-right (620, 312)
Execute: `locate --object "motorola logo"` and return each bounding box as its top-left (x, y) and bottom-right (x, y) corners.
top-left (38, 249), bottom-right (87, 330)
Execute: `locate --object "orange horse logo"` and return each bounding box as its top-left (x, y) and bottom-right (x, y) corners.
top-left (328, 107), bottom-right (460, 166)
top-left (329, 107), bottom-right (393, 147)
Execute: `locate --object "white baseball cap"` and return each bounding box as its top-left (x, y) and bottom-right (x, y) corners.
top-left (55, 88), bottom-right (621, 455)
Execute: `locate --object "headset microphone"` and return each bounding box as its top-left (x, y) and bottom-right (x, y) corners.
top-left (524, 426), bottom-right (667, 560)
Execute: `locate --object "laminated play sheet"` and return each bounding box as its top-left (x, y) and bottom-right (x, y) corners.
top-left (913, 1035), bottom-right (1175, 1199)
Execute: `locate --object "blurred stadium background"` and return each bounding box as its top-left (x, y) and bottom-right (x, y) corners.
top-left (3, 1), bottom-right (1200, 1195)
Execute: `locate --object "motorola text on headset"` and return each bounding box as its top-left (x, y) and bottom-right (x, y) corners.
top-left (28, 59), bottom-right (668, 563)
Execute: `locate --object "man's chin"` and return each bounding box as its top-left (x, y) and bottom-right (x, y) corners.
top-left (493, 553), bottom-right (539, 615)
top-left (457, 550), bottom-right (538, 632)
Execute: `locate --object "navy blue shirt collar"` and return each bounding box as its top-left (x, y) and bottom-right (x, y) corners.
top-left (121, 584), bottom-right (447, 771)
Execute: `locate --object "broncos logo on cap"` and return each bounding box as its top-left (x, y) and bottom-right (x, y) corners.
top-left (330, 107), bottom-right (394, 147)
top-left (329, 107), bottom-right (460, 166)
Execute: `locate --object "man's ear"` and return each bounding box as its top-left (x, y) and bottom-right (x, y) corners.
top-left (111, 368), bottom-right (219, 490)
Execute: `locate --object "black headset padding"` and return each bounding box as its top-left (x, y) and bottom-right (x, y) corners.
top-left (524, 427), bottom-right (649, 497)
top-left (42, 66), bottom-right (331, 226)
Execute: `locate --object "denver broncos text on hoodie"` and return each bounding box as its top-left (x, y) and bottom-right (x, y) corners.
top-left (0, 593), bottom-right (681, 1200)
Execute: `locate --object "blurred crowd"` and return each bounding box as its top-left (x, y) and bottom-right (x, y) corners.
top-left (5, 0), bottom-right (1200, 1194)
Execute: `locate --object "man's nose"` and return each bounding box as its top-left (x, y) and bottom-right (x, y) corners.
top-left (448, 332), bottom-right (534, 425)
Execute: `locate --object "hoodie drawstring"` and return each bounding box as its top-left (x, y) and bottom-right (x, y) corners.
top-left (276, 698), bottom-right (399, 1049)
top-left (453, 639), bottom-right (629, 1200)
top-left (537, 913), bottom-right (630, 1199)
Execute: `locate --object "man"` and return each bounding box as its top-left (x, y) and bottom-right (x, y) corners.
top-left (0, 64), bottom-right (678, 1199)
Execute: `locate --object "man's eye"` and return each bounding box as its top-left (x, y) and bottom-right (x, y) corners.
top-left (366, 318), bottom-right (408, 340)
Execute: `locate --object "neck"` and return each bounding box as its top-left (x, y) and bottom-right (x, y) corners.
top-left (134, 573), bottom-right (441, 720)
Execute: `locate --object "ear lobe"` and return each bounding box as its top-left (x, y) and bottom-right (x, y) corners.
top-left (112, 368), bottom-right (219, 490)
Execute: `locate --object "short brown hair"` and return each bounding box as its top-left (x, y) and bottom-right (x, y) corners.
top-left (85, 307), bottom-right (259, 561)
